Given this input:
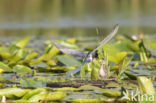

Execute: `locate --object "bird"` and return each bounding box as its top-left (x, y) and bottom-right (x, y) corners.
top-left (99, 60), bottom-right (107, 79)
top-left (53, 24), bottom-right (119, 77)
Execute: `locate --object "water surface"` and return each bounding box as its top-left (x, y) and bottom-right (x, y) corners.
top-left (0, 0), bottom-right (156, 37)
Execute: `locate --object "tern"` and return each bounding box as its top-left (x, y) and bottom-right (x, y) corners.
top-left (53, 24), bottom-right (119, 77)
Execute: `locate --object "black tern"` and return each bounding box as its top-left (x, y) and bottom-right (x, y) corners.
top-left (53, 24), bottom-right (119, 77)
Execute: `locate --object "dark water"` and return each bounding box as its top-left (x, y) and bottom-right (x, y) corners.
top-left (0, 0), bottom-right (156, 37)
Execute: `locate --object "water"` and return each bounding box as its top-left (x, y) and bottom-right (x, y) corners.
top-left (0, 0), bottom-right (156, 37)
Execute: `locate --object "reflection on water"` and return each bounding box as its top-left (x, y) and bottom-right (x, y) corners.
top-left (0, 0), bottom-right (156, 37)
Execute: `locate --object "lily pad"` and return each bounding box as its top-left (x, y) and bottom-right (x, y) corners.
top-left (11, 37), bottom-right (30, 48)
top-left (13, 65), bottom-right (32, 74)
top-left (95, 89), bottom-right (121, 97)
top-left (57, 55), bottom-right (82, 66)
top-left (0, 88), bottom-right (29, 99)
top-left (137, 76), bottom-right (155, 95)
top-left (22, 88), bottom-right (46, 100)
top-left (0, 62), bottom-right (12, 72)
top-left (44, 92), bottom-right (66, 101)
top-left (79, 85), bottom-right (102, 91)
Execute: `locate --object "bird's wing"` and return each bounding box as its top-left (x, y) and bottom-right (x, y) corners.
top-left (90, 24), bottom-right (119, 54)
top-left (53, 41), bottom-right (88, 59)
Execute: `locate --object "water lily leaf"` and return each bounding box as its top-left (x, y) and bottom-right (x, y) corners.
top-left (117, 57), bottom-right (132, 78)
top-left (67, 38), bottom-right (76, 44)
top-left (91, 68), bottom-right (101, 80)
top-left (11, 37), bottom-right (30, 48)
top-left (0, 47), bottom-right (11, 59)
top-left (9, 49), bottom-right (24, 64)
top-left (0, 62), bottom-right (12, 72)
top-left (98, 44), bottom-right (128, 64)
top-left (80, 63), bottom-right (88, 77)
top-left (13, 65), bottom-right (32, 74)
top-left (44, 44), bottom-right (52, 54)
top-left (57, 39), bottom-right (78, 49)
top-left (146, 39), bottom-right (156, 50)
top-left (28, 91), bottom-right (47, 102)
top-left (34, 76), bottom-right (52, 82)
top-left (38, 66), bottom-right (76, 72)
top-left (53, 87), bottom-right (80, 91)
top-left (128, 41), bottom-right (141, 52)
top-left (137, 76), bottom-right (155, 95)
top-left (46, 60), bottom-right (56, 66)
top-left (13, 100), bottom-right (29, 103)
top-left (57, 55), bottom-right (82, 66)
top-left (79, 85), bottom-right (102, 91)
top-left (113, 40), bottom-right (133, 52)
top-left (39, 45), bottom-right (59, 60)
top-left (44, 92), bottom-right (66, 101)
top-left (69, 99), bottom-right (100, 103)
top-left (105, 82), bottom-right (120, 88)
top-left (22, 88), bottom-right (46, 100)
top-left (95, 89), bottom-right (121, 97)
top-left (52, 66), bottom-right (76, 72)
top-left (24, 52), bottom-right (38, 61)
top-left (116, 52), bottom-right (128, 64)
top-left (124, 71), bottom-right (137, 80)
top-left (20, 79), bottom-right (46, 87)
top-left (0, 88), bottom-right (29, 99)
top-left (29, 61), bottom-right (46, 67)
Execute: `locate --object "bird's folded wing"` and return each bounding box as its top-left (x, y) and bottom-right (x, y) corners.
top-left (53, 41), bottom-right (88, 59)
top-left (90, 24), bottom-right (119, 54)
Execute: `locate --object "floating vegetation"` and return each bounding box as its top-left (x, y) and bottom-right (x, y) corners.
top-left (0, 29), bottom-right (155, 102)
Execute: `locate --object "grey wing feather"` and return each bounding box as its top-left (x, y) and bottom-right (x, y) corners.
top-left (53, 41), bottom-right (88, 59)
top-left (90, 24), bottom-right (119, 54)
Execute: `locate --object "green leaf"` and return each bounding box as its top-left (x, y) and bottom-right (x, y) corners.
top-left (124, 71), bottom-right (137, 80)
top-left (13, 100), bottom-right (29, 103)
top-left (22, 88), bottom-right (46, 100)
top-left (69, 99), bottom-right (100, 103)
top-left (80, 63), bottom-right (88, 77)
top-left (95, 89), bottom-right (121, 97)
top-left (28, 91), bottom-right (47, 102)
top-left (11, 37), bottom-right (30, 48)
top-left (118, 57), bottom-right (132, 78)
top-left (98, 44), bottom-right (128, 64)
top-left (0, 62), bottom-right (12, 72)
top-left (24, 52), bottom-right (38, 61)
top-left (53, 87), bottom-right (80, 91)
top-left (20, 79), bottom-right (46, 87)
top-left (9, 49), bottom-right (24, 64)
top-left (0, 88), bottom-right (29, 99)
top-left (57, 55), bottom-right (82, 66)
top-left (38, 66), bottom-right (76, 72)
top-left (146, 39), bottom-right (156, 50)
top-left (0, 47), bottom-right (11, 59)
top-left (113, 40), bottom-right (133, 52)
top-left (44, 92), bottom-right (66, 101)
top-left (128, 41), bottom-right (141, 52)
top-left (137, 76), bottom-right (155, 95)
top-left (79, 85), bottom-right (102, 91)
top-left (91, 68), bottom-right (101, 80)
top-left (13, 65), bottom-right (32, 74)
top-left (39, 45), bottom-right (59, 60)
